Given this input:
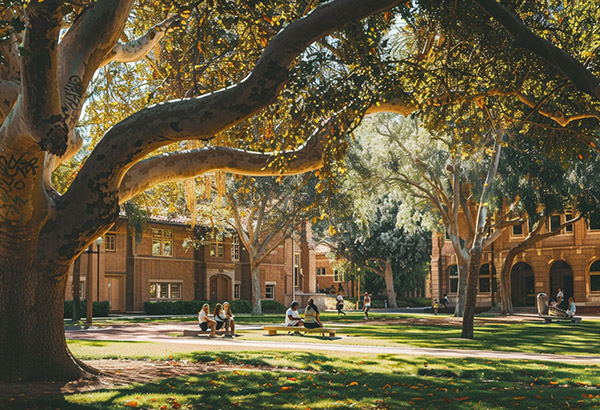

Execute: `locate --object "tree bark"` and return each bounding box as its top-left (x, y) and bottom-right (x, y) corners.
top-left (72, 256), bottom-right (81, 321)
top-left (498, 248), bottom-right (517, 315)
top-left (454, 259), bottom-right (469, 317)
top-left (383, 260), bottom-right (398, 309)
top-left (461, 245), bottom-right (483, 339)
top-left (0, 237), bottom-right (81, 381)
top-left (250, 262), bottom-right (262, 315)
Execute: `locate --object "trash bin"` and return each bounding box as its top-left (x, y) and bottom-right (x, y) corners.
top-left (536, 293), bottom-right (548, 316)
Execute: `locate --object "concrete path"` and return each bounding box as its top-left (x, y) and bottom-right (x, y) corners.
top-left (65, 322), bottom-right (600, 365)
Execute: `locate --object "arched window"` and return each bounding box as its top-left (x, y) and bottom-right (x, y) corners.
top-left (448, 265), bottom-right (458, 293)
top-left (590, 260), bottom-right (600, 292)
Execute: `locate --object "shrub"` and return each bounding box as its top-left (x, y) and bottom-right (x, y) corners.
top-left (260, 300), bottom-right (286, 314)
top-left (143, 299), bottom-right (254, 315)
top-left (64, 300), bottom-right (110, 318)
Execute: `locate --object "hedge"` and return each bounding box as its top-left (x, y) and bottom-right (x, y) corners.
top-left (143, 299), bottom-right (286, 315)
top-left (64, 300), bottom-right (110, 318)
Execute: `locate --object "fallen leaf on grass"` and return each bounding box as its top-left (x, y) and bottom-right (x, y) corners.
top-left (455, 397), bottom-right (470, 401)
top-left (348, 382), bottom-right (358, 386)
top-left (288, 377), bottom-right (297, 381)
top-left (514, 397), bottom-right (525, 400)
top-left (125, 402), bottom-right (138, 407)
top-left (281, 386), bottom-right (293, 391)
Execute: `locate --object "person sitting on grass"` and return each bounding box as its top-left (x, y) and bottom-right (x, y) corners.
top-left (566, 297), bottom-right (576, 318)
top-left (198, 303), bottom-right (217, 338)
top-left (285, 301), bottom-right (303, 327)
top-left (214, 303), bottom-right (230, 337)
top-left (223, 301), bottom-right (236, 336)
top-left (304, 298), bottom-right (323, 329)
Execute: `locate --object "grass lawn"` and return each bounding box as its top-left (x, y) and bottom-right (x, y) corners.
top-left (38, 342), bottom-right (600, 409)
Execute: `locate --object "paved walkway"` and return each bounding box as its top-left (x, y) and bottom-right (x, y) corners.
top-left (65, 321), bottom-right (600, 365)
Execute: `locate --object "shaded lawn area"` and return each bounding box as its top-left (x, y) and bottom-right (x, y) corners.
top-left (33, 347), bottom-right (600, 409)
top-left (228, 318), bottom-right (600, 357)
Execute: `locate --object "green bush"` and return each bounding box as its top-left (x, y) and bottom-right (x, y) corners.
top-left (260, 300), bottom-right (286, 314)
top-left (143, 299), bottom-right (254, 315)
top-left (64, 300), bottom-right (110, 318)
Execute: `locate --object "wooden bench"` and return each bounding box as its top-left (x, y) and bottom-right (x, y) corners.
top-left (183, 329), bottom-right (227, 337)
top-left (539, 315), bottom-right (582, 323)
top-left (263, 326), bottom-right (339, 337)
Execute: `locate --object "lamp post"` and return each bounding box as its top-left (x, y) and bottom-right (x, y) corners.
top-left (85, 237), bottom-right (104, 325)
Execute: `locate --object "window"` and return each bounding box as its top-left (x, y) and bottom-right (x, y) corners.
top-left (104, 234), bottom-right (116, 251)
top-left (294, 253), bottom-right (300, 287)
top-left (316, 267), bottom-right (326, 276)
top-left (549, 215), bottom-right (561, 232)
top-left (231, 236), bottom-right (239, 260)
top-left (448, 265), bottom-right (458, 293)
top-left (210, 242), bottom-right (224, 258)
top-left (565, 208), bottom-right (573, 233)
top-left (152, 229), bottom-right (173, 257)
top-left (512, 224), bottom-right (523, 236)
top-left (149, 282), bottom-right (181, 300)
top-left (588, 211), bottom-right (600, 230)
top-left (478, 264), bottom-right (491, 293)
top-left (334, 269), bottom-right (341, 282)
top-left (234, 283), bottom-right (240, 299)
top-left (590, 260), bottom-right (600, 292)
top-left (265, 284), bottom-right (275, 299)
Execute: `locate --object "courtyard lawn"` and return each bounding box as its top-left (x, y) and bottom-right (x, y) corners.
top-left (36, 345), bottom-right (600, 409)
top-left (226, 318), bottom-right (600, 357)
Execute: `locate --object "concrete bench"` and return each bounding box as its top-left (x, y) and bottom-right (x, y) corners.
top-left (263, 325), bottom-right (339, 337)
top-left (540, 315), bottom-right (582, 323)
top-left (183, 329), bottom-right (227, 337)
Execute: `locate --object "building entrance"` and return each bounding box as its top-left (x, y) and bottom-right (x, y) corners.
top-left (210, 274), bottom-right (232, 301)
top-left (549, 261), bottom-right (574, 302)
top-left (510, 262), bottom-right (535, 307)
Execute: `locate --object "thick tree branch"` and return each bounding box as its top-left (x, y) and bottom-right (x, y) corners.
top-left (473, 0), bottom-right (600, 100)
top-left (118, 124), bottom-right (326, 204)
top-left (0, 81), bottom-right (20, 124)
top-left (101, 15), bottom-right (180, 66)
top-left (15, 1), bottom-right (66, 155)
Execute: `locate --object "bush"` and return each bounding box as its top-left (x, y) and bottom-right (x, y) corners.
top-left (260, 300), bottom-right (286, 314)
top-left (64, 300), bottom-right (110, 318)
top-left (143, 299), bottom-right (254, 315)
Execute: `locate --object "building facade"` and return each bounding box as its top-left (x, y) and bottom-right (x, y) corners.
top-left (66, 218), bottom-right (349, 312)
top-left (431, 213), bottom-right (600, 311)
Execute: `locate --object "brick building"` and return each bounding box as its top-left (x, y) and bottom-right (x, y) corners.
top-left (431, 213), bottom-right (600, 311)
top-left (66, 218), bottom-right (347, 312)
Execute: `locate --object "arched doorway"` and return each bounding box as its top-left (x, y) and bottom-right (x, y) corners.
top-left (510, 262), bottom-right (534, 307)
top-left (549, 261), bottom-right (573, 302)
top-left (210, 274), bottom-right (232, 301)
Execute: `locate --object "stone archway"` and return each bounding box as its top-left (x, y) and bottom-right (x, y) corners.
top-left (209, 274), bottom-right (232, 301)
top-left (549, 261), bottom-right (573, 303)
top-left (510, 262), bottom-right (534, 307)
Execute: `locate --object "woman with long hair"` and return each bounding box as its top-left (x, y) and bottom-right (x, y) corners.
top-left (223, 301), bottom-right (236, 336)
top-left (304, 298), bottom-right (323, 329)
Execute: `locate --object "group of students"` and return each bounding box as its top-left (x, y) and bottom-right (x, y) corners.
top-left (285, 298), bottom-right (323, 329)
top-left (551, 288), bottom-right (577, 318)
top-left (198, 302), bottom-right (236, 338)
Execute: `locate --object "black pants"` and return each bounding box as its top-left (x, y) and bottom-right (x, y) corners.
top-left (305, 322), bottom-right (322, 329)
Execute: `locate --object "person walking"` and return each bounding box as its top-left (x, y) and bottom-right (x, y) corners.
top-left (363, 292), bottom-right (371, 320)
top-left (336, 293), bottom-right (346, 318)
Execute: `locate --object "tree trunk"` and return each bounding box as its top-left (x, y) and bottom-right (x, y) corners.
top-left (0, 236), bottom-right (82, 381)
top-left (461, 246), bottom-right (483, 339)
top-left (250, 262), bottom-right (262, 315)
top-left (72, 256), bottom-right (81, 321)
top-left (454, 260), bottom-right (469, 317)
top-left (499, 250), bottom-right (516, 315)
top-left (383, 260), bottom-right (398, 308)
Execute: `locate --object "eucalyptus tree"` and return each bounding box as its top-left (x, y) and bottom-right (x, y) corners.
top-left (224, 174), bottom-right (323, 315)
top-left (0, 0), bottom-right (406, 381)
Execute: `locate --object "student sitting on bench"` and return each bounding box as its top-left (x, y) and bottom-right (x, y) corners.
top-left (286, 301), bottom-right (303, 327)
top-left (304, 298), bottom-right (323, 329)
top-left (566, 297), bottom-right (576, 318)
top-left (198, 303), bottom-right (217, 338)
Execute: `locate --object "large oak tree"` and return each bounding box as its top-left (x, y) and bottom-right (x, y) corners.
top-left (0, 0), bottom-right (404, 381)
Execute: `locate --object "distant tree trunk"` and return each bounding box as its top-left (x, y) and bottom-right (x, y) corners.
top-left (499, 249), bottom-right (517, 315)
top-left (461, 245), bottom-right (483, 339)
top-left (250, 262), bottom-right (262, 315)
top-left (383, 260), bottom-right (398, 309)
top-left (454, 259), bottom-right (469, 317)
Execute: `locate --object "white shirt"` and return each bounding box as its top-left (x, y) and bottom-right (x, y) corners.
top-left (215, 311), bottom-right (227, 322)
top-left (198, 310), bottom-right (210, 323)
top-left (285, 308), bottom-right (301, 325)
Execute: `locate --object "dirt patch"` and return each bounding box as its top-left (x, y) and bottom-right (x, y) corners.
top-left (0, 359), bottom-right (287, 405)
